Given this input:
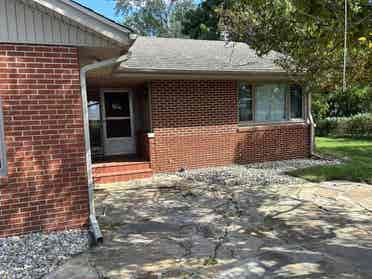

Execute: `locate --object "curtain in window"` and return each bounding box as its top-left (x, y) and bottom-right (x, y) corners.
top-left (255, 84), bottom-right (288, 122)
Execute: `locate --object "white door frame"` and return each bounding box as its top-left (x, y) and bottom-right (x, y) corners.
top-left (100, 88), bottom-right (136, 156)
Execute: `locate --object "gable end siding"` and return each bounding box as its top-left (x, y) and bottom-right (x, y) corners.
top-left (0, 0), bottom-right (117, 47)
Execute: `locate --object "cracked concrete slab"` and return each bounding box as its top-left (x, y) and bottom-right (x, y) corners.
top-left (45, 257), bottom-right (99, 279)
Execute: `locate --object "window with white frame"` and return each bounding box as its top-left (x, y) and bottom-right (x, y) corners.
top-left (0, 98), bottom-right (7, 176)
top-left (238, 82), bottom-right (304, 124)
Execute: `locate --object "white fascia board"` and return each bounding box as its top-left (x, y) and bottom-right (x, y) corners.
top-left (31, 0), bottom-right (131, 46)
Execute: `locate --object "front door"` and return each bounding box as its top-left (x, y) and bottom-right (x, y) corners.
top-left (101, 90), bottom-right (135, 156)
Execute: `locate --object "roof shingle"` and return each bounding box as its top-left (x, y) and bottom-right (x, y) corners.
top-left (118, 36), bottom-right (285, 74)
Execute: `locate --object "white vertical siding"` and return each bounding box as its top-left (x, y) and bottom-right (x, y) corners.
top-left (25, 5), bottom-right (36, 41)
top-left (15, 1), bottom-right (27, 40)
top-left (0, 0), bottom-right (8, 40)
top-left (0, 0), bottom-right (116, 47)
top-left (6, 0), bottom-right (17, 41)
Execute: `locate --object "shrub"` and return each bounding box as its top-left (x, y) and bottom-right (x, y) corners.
top-left (316, 113), bottom-right (372, 137)
top-left (327, 86), bottom-right (372, 117)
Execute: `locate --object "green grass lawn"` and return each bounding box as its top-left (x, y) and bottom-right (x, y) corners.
top-left (290, 137), bottom-right (372, 184)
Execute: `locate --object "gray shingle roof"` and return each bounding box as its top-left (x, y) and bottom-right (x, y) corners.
top-left (118, 36), bottom-right (285, 74)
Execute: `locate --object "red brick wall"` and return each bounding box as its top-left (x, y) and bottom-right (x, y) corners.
top-left (0, 44), bottom-right (88, 237)
top-left (236, 124), bottom-right (310, 163)
top-left (150, 80), bottom-right (310, 172)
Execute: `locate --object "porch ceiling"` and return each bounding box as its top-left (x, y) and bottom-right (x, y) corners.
top-left (86, 74), bottom-right (148, 88)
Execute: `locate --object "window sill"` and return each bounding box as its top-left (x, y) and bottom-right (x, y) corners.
top-left (237, 120), bottom-right (308, 132)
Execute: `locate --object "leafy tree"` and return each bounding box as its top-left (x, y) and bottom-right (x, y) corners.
top-left (328, 86), bottom-right (372, 117)
top-left (169, 0), bottom-right (196, 37)
top-left (181, 0), bottom-right (224, 40)
top-left (225, 0), bottom-right (372, 92)
top-left (115, 0), bottom-right (195, 37)
top-left (312, 93), bottom-right (330, 122)
top-left (313, 85), bottom-right (372, 121)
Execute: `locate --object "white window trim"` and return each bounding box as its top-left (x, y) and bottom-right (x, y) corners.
top-left (0, 98), bottom-right (7, 177)
top-left (238, 82), bottom-right (306, 126)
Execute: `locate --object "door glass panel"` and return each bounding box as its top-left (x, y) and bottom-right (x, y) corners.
top-left (106, 119), bottom-right (131, 138)
top-left (105, 92), bottom-right (130, 117)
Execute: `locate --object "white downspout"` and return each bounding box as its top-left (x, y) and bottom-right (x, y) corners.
top-left (80, 54), bottom-right (130, 244)
top-left (307, 91), bottom-right (315, 156)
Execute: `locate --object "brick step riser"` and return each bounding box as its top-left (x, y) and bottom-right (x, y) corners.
top-left (94, 170), bottom-right (153, 184)
top-left (93, 163), bottom-right (151, 175)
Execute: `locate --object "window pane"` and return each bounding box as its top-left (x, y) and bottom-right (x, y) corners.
top-left (239, 83), bottom-right (253, 121)
top-left (255, 84), bottom-right (287, 121)
top-left (105, 92), bottom-right (130, 117)
top-left (290, 85), bottom-right (303, 119)
top-left (106, 119), bottom-right (131, 138)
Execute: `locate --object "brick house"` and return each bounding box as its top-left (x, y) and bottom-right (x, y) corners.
top-left (0, 0), bottom-right (314, 238)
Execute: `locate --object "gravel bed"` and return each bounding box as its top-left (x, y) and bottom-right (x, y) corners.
top-left (177, 159), bottom-right (340, 187)
top-left (0, 229), bottom-right (89, 279)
